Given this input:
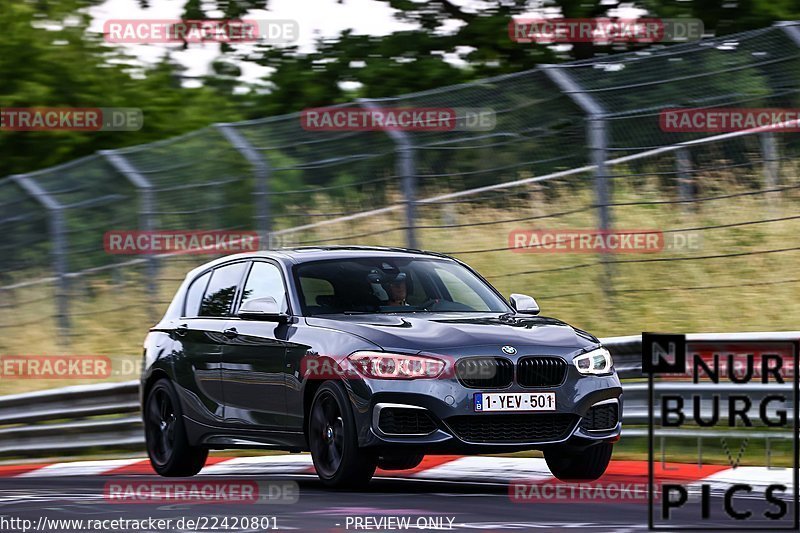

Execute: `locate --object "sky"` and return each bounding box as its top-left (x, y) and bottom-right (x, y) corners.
top-left (87, 0), bottom-right (419, 87)
top-left (85, 0), bottom-right (642, 88)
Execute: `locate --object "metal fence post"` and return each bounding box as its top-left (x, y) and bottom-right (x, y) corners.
top-left (358, 99), bottom-right (418, 249)
top-left (10, 174), bottom-right (70, 344)
top-left (759, 132), bottom-right (779, 205)
top-left (588, 118), bottom-right (614, 294)
top-left (215, 124), bottom-right (272, 248)
top-left (675, 148), bottom-right (694, 207)
top-left (774, 21), bottom-right (799, 209)
top-left (543, 66), bottom-right (613, 295)
top-left (588, 118), bottom-right (612, 232)
top-left (101, 151), bottom-right (159, 319)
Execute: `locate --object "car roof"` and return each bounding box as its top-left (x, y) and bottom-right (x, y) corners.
top-left (185, 245), bottom-right (456, 278)
top-left (277, 245), bottom-right (452, 262)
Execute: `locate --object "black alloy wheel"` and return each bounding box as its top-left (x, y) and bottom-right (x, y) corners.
top-left (145, 379), bottom-right (208, 477)
top-left (308, 381), bottom-right (377, 488)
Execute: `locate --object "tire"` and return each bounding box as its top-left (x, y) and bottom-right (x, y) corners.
top-left (144, 379), bottom-right (208, 477)
top-left (308, 381), bottom-right (377, 489)
top-left (377, 454), bottom-right (424, 471)
top-left (544, 442), bottom-right (613, 481)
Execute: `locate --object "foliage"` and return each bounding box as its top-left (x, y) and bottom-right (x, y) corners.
top-left (0, 0), bottom-right (245, 176)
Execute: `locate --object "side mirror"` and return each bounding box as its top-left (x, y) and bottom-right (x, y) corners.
top-left (238, 296), bottom-right (288, 322)
top-left (509, 293), bottom-right (540, 315)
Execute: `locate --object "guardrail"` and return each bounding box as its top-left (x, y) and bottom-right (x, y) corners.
top-left (0, 331), bottom-right (796, 457)
top-left (0, 380), bottom-right (141, 455)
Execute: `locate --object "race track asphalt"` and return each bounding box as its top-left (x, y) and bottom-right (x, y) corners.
top-left (0, 472), bottom-right (789, 532)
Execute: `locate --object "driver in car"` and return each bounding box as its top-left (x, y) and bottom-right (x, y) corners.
top-left (367, 269), bottom-right (409, 306)
top-left (386, 273), bottom-right (408, 306)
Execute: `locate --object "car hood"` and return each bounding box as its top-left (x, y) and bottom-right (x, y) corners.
top-left (305, 313), bottom-right (598, 353)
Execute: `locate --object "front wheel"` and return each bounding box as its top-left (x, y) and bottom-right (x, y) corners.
top-left (145, 379), bottom-right (208, 477)
top-left (544, 442), bottom-right (613, 481)
top-left (308, 381), bottom-right (376, 489)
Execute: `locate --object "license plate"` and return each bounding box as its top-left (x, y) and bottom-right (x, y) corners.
top-left (474, 392), bottom-right (556, 412)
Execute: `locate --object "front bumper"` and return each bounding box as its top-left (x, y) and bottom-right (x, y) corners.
top-left (344, 355), bottom-right (623, 454)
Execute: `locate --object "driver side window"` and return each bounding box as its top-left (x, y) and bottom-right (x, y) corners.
top-left (240, 262), bottom-right (288, 313)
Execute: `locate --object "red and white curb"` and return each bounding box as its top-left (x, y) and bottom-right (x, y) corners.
top-left (0, 455), bottom-right (790, 490)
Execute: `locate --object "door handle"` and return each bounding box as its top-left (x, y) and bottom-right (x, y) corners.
top-left (223, 327), bottom-right (239, 339)
top-left (175, 324), bottom-right (188, 337)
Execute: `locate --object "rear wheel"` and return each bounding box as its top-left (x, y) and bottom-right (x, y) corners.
top-left (544, 442), bottom-right (613, 481)
top-left (308, 381), bottom-right (376, 488)
top-left (145, 379), bottom-right (208, 477)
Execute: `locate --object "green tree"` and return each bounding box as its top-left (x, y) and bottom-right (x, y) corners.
top-left (0, 0), bottom-right (246, 176)
top-left (240, 0), bottom-right (800, 115)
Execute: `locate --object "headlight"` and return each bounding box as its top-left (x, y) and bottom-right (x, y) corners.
top-left (347, 351), bottom-right (445, 379)
top-left (574, 347), bottom-right (613, 375)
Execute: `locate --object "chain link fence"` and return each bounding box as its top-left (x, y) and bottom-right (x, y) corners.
top-left (2, 22), bottom-right (800, 358)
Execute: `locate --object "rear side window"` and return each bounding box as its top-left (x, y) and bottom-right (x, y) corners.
top-left (199, 262), bottom-right (247, 317)
top-left (240, 262), bottom-right (288, 312)
top-left (184, 271), bottom-right (211, 317)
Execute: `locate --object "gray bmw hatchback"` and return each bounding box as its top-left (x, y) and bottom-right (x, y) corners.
top-left (141, 246), bottom-right (622, 488)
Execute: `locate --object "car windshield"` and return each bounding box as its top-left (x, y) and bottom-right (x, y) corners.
top-left (293, 257), bottom-right (511, 316)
